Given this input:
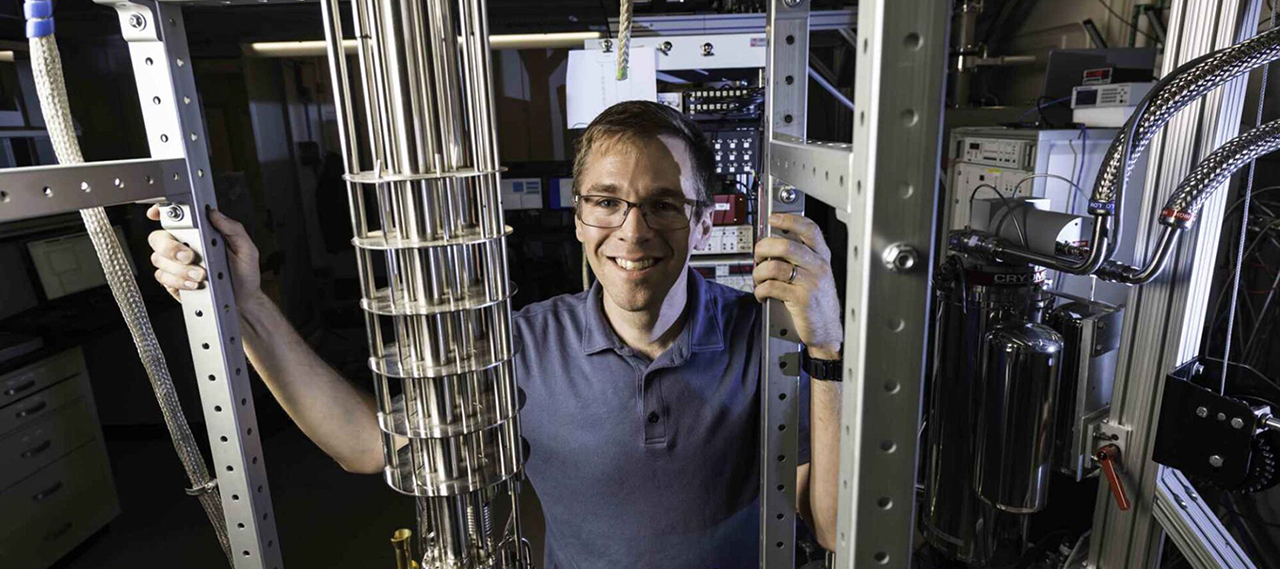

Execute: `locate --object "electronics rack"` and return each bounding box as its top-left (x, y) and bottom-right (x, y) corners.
top-left (672, 83), bottom-right (763, 269)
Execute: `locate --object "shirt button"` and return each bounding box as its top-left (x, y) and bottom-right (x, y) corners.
top-left (647, 412), bottom-right (660, 424)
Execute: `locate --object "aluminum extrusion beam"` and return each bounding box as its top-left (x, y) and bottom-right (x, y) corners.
top-left (1088, 1), bottom-right (1261, 568)
top-left (0, 157), bottom-right (186, 223)
top-left (103, 2), bottom-right (284, 568)
top-left (759, 3), bottom-right (809, 567)
top-left (761, 0), bottom-right (945, 567)
top-left (1154, 468), bottom-right (1256, 569)
top-left (611, 9), bottom-right (856, 37)
top-left (829, 0), bottom-right (945, 567)
top-left (767, 135), bottom-right (851, 212)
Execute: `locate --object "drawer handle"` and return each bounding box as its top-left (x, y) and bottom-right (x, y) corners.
top-left (32, 480), bottom-right (63, 501)
top-left (43, 521), bottom-right (73, 542)
top-left (15, 399), bottom-right (47, 419)
top-left (20, 439), bottom-right (52, 458)
top-left (3, 379), bottom-right (36, 397)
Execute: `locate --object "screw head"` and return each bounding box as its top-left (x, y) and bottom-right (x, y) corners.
top-left (1217, 412), bottom-right (1227, 421)
top-left (783, 0), bottom-right (804, 6)
top-left (882, 243), bottom-right (919, 272)
top-left (660, 41), bottom-right (673, 54)
top-left (778, 187), bottom-right (798, 204)
top-left (1231, 417), bottom-right (1245, 429)
top-left (166, 205), bottom-right (184, 221)
top-left (701, 42), bottom-right (714, 56)
top-left (1209, 455), bottom-right (1224, 468)
top-left (1196, 406), bottom-right (1209, 418)
top-left (128, 14), bottom-right (147, 30)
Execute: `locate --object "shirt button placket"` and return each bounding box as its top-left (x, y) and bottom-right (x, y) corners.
top-left (642, 370), bottom-right (666, 444)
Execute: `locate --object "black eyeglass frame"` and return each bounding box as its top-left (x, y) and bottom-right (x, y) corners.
top-left (572, 193), bottom-right (711, 230)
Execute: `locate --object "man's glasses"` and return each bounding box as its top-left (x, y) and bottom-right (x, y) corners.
top-left (573, 194), bottom-right (707, 230)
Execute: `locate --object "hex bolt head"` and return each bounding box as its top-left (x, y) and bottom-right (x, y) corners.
top-left (1209, 455), bottom-right (1224, 468)
top-left (882, 243), bottom-right (919, 272)
top-left (1231, 417), bottom-right (1245, 429)
top-left (1196, 406), bottom-right (1209, 418)
top-left (128, 14), bottom-right (146, 30)
top-left (778, 187), bottom-right (798, 204)
top-left (166, 205), bottom-right (184, 221)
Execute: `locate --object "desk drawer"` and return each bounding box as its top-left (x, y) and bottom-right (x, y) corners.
top-left (0, 349), bottom-right (82, 410)
top-left (0, 397), bottom-right (98, 492)
top-left (0, 442), bottom-right (118, 569)
top-left (0, 373), bottom-right (88, 438)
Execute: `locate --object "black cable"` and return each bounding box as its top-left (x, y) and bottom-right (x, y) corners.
top-left (1094, 0), bottom-right (1160, 44)
top-left (968, 183), bottom-right (1030, 248)
top-left (597, 0), bottom-right (612, 39)
top-left (1225, 10), bottom-right (1278, 387)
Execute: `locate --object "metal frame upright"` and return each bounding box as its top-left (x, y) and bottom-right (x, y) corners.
top-left (760, 1), bottom-right (948, 568)
top-left (0, 1), bottom-right (283, 568)
top-left (1090, 1), bottom-right (1264, 568)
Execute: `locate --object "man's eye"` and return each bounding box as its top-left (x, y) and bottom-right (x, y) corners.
top-left (651, 201), bottom-right (681, 212)
top-left (592, 198), bottom-right (620, 208)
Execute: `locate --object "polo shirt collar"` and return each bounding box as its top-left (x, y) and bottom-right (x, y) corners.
top-left (580, 268), bottom-right (725, 356)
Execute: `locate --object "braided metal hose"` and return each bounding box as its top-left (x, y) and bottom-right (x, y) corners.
top-left (1164, 117), bottom-right (1280, 226)
top-left (957, 25), bottom-right (1280, 275)
top-left (616, 0), bottom-right (632, 80)
top-left (1095, 117), bottom-right (1280, 284)
top-left (1090, 26), bottom-right (1280, 211)
top-left (28, 21), bottom-right (233, 563)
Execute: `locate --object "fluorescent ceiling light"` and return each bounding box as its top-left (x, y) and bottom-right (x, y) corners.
top-left (243, 31), bottom-right (603, 57)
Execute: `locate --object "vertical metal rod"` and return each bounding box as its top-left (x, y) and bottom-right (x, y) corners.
top-left (320, 1), bottom-right (524, 567)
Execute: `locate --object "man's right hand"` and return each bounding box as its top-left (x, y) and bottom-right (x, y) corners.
top-left (146, 204), bottom-right (262, 304)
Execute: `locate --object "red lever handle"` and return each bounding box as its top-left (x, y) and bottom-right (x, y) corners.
top-left (1096, 444), bottom-right (1131, 511)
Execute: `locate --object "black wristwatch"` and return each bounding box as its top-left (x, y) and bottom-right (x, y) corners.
top-left (802, 350), bottom-right (843, 381)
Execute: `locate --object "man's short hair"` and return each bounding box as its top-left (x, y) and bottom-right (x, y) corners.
top-left (572, 101), bottom-right (717, 209)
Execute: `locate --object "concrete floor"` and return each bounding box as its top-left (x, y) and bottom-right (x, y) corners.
top-left (50, 418), bottom-right (545, 569)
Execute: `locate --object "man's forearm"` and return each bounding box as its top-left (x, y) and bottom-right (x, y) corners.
top-left (237, 293), bottom-right (383, 474)
top-left (808, 376), bottom-right (842, 550)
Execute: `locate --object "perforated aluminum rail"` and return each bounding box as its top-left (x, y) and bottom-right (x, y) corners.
top-left (761, 1), bottom-right (947, 568)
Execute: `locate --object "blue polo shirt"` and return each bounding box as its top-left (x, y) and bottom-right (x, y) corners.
top-left (513, 269), bottom-right (811, 569)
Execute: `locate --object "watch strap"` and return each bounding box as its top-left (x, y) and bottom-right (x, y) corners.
top-left (802, 350), bottom-right (843, 381)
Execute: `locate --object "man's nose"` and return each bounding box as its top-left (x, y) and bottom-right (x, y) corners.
top-left (615, 204), bottom-right (656, 241)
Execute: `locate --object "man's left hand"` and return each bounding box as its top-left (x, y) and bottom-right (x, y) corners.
top-left (752, 213), bottom-right (842, 360)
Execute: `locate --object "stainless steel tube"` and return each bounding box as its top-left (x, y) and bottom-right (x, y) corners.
top-left (320, 0), bottom-right (525, 566)
top-left (923, 259), bottom-right (1050, 564)
top-left (972, 321), bottom-right (1064, 513)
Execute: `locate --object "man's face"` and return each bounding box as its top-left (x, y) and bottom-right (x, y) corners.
top-left (575, 134), bottom-right (713, 313)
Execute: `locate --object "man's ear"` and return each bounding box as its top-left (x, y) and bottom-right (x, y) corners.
top-left (574, 215), bottom-right (586, 243)
top-left (692, 209), bottom-right (714, 250)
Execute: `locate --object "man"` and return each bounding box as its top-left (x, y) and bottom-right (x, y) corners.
top-left (147, 101), bottom-right (842, 568)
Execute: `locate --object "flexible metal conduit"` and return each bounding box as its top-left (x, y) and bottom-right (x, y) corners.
top-left (23, 0), bottom-right (232, 561)
top-left (954, 26), bottom-right (1280, 276)
top-left (1094, 116), bottom-right (1280, 284)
